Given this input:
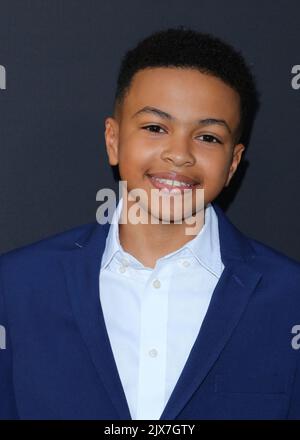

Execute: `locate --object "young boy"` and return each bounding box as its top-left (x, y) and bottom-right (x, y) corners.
top-left (0, 27), bottom-right (300, 420)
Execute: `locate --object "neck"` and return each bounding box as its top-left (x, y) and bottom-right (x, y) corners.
top-left (118, 201), bottom-right (205, 269)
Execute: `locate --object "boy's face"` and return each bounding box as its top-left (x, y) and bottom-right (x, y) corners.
top-left (105, 67), bottom-right (245, 221)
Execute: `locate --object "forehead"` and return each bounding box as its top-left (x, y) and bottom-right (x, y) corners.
top-left (122, 67), bottom-right (240, 129)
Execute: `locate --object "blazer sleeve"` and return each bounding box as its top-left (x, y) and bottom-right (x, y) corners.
top-left (0, 258), bottom-right (19, 419)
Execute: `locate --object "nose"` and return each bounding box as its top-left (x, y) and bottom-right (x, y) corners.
top-left (160, 137), bottom-right (195, 167)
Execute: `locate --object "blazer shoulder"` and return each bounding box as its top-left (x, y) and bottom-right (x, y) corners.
top-left (247, 235), bottom-right (300, 277)
top-left (213, 202), bottom-right (300, 276)
top-left (0, 221), bottom-right (97, 267)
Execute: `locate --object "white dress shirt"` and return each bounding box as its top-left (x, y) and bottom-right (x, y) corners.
top-left (99, 197), bottom-right (224, 420)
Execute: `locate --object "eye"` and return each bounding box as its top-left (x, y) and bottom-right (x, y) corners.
top-left (142, 124), bottom-right (166, 134)
top-left (198, 134), bottom-right (221, 144)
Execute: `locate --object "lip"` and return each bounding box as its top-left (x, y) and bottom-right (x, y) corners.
top-left (147, 171), bottom-right (198, 185)
top-left (147, 172), bottom-right (199, 193)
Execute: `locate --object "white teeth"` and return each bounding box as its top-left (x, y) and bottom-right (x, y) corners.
top-left (152, 177), bottom-right (193, 187)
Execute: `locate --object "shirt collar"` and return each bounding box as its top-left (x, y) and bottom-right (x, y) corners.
top-left (101, 196), bottom-right (224, 277)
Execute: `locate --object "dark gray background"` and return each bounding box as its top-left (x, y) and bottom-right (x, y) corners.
top-left (1, 0), bottom-right (299, 261)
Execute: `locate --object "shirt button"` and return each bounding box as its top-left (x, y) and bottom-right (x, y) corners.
top-left (119, 266), bottom-right (126, 273)
top-left (152, 279), bottom-right (161, 289)
top-left (182, 260), bottom-right (190, 267)
top-left (121, 258), bottom-right (129, 267)
top-left (148, 348), bottom-right (158, 358)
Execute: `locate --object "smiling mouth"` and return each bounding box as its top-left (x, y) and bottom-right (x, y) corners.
top-left (147, 174), bottom-right (200, 192)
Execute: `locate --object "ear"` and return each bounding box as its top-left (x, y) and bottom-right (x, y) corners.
top-left (224, 143), bottom-right (245, 187)
top-left (104, 117), bottom-right (120, 166)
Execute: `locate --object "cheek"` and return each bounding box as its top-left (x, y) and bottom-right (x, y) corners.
top-left (200, 152), bottom-right (232, 185)
top-left (118, 141), bottom-right (150, 180)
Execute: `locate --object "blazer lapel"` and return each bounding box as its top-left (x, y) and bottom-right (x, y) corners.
top-left (159, 202), bottom-right (263, 419)
top-left (60, 222), bottom-right (132, 420)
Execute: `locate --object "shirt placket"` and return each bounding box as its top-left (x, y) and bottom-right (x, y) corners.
top-left (136, 264), bottom-right (170, 420)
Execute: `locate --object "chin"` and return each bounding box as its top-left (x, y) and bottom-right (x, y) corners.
top-left (148, 206), bottom-right (197, 225)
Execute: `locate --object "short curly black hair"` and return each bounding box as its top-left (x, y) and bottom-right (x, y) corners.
top-left (113, 26), bottom-right (259, 144)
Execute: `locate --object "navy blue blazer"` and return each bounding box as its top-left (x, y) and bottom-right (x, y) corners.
top-left (0, 202), bottom-right (300, 420)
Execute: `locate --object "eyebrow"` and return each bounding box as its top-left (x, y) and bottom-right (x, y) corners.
top-left (132, 106), bottom-right (232, 135)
